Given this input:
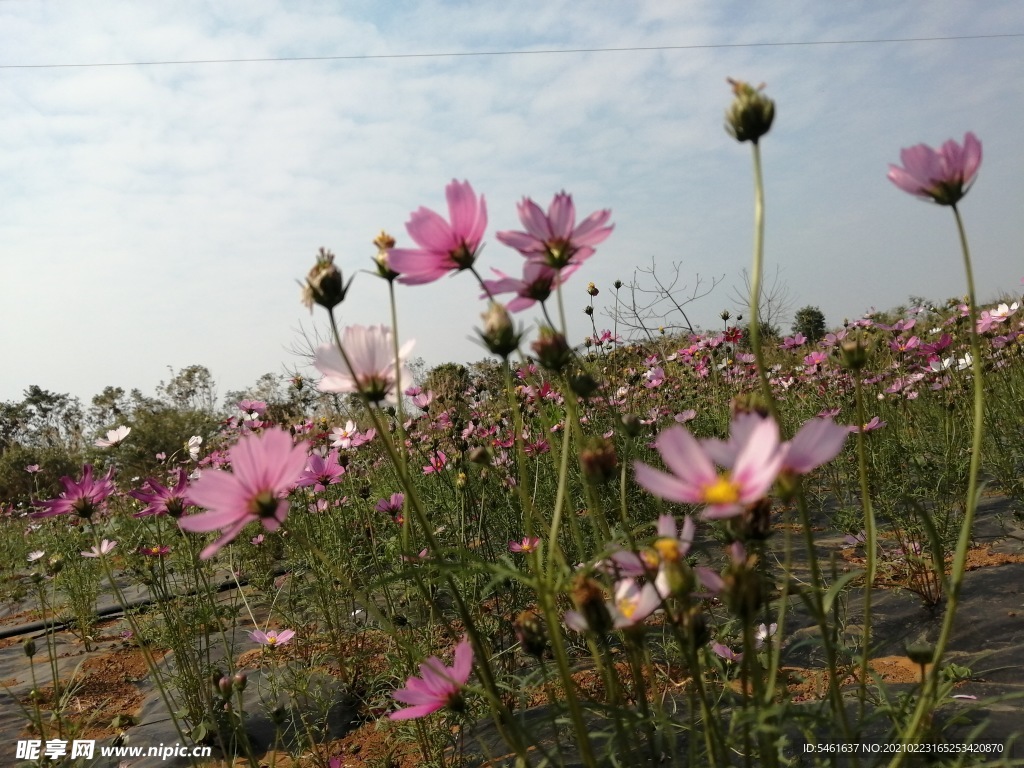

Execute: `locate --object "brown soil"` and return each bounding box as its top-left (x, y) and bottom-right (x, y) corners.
top-left (20, 646), bottom-right (166, 741)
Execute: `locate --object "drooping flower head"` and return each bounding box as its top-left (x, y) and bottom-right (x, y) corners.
top-left (480, 261), bottom-right (581, 313)
top-left (390, 636), bottom-right (474, 720)
top-left (387, 180), bottom-right (487, 285)
top-left (496, 192), bottom-right (613, 270)
top-left (33, 465), bottom-right (116, 519)
top-left (888, 132), bottom-right (982, 206)
top-left (178, 428), bottom-right (308, 560)
top-left (314, 325), bottom-right (414, 404)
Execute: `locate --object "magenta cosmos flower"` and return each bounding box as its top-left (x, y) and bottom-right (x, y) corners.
top-left (634, 416), bottom-right (783, 520)
top-left (314, 325), bottom-right (414, 404)
top-left (496, 192), bottom-right (613, 270)
top-left (480, 261), bottom-right (581, 312)
top-left (391, 636), bottom-right (473, 720)
top-left (33, 464), bottom-right (116, 519)
top-left (387, 180), bottom-right (487, 285)
top-left (129, 470), bottom-right (192, 518)
top-left (888, 132), bottom-right (981, 206)
top-left (178, 428), bottom-right (308, 560)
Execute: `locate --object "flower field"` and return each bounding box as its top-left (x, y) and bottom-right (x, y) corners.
top-left (3, 84), bottom-right (1024, 767)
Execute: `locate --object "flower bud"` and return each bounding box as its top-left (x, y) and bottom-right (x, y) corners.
top-left (725, 79), bottom-right (775, 144)
top-left (478, 302), bottom-right (522, 359)
top-left (720, 310), bottom-right (731, 322)
top-left (619, 413), bottom-right (643, 438)
top-left (217, 675), bottom-right (233, 698)
top-left (373, 231), bottom-right (400, 281)
top-left (301, 248), bottom-right (354, 312)
top-left (613, 279), bottom-right (623, 290)
top-left (571, 575), bottom-right (613, 636)
top-left (531, 327), bottom-right (573, 372)
top-left (587, 282), bottom-right (599, 297)
top-left (730, 393), bottom-right (770, 419)
top-left (905, 642), bottom-right (935, 666)
top-left (232, 671), bottom-right (248, 692)
top-left (514, 610), bottom-right (548, 659)
top-left (24, 638), bottom-right (36, 658)
top-left (568, 372), bottom-right (600, 399)
top-left (840, 336), bottom-right (869, 370)
top-left (579, 437), bottom-right (618, 483)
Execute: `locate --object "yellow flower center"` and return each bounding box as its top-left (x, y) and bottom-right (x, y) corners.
top-left (266, 636), bottom-right (277, 645)
top-left (703, 475), bottom-right (741, 505)
top-left (617, 595), bottom-right (638, 619)
top-left (653, 538), bottom-right (680, 563)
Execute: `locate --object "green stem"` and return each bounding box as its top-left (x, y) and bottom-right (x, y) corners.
top-left (854, 370), bottom-right (877, 720)
top-left (748, 141), bottom-right (780, 421)
top-left (894, 204), bottom-right (984, 761)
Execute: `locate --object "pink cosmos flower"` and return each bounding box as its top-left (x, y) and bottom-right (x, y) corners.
top-left (851, 416), bottom-right (886, 433)
top-left (712, 642), bottom-right (742, 663)
top-left (129, 470), bottom-right (192, 518)
top-left (888, 132), bottom-right (982, 206)
top-left (480, 261), bottom-right (580, 312)
top-left (374, 493), bottom-right (405, 517)
top-left (496, 192), bottom-right (613, 270)
top-left (390, 636), bottom-right (473, 720)
top-left (250, 628), bottom-right (296, 647)
top-left (296, 450), bottom-right (346, 491)
top-left (387, 180), bottom-right (487, 285)
top-left (781, 417), bottom-right (849, 475)
top-left (509, 536), bottom-right (540, 554)
top-left (94, 425), bottom-right (131, 448)
top-left (315, 325), bottom-right (414, 404)
top-left (178, 428), bottom-right (308, 560)
top-left (634, 416), bottom-right (783, 520)
top-left (82, 539), bottom-right (117, 558)
top-left (33, 465), bottom-right (116, 519)
top-left (25, 464), bottom-right (40, 474)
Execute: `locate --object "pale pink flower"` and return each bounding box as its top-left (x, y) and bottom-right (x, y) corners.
top-left (178, 428), bottom-right (308, 560)
top-left (82, 539), bottom-right (117, 558)
top-left (496, 192), bottom-right (613, 270)
top-left (634, 416), bottom-right (783, 519)
top-left (390, 636), bottom-right (473, 720)
top-left (509, 536), bottom-right (540, 554)
top-left (250, 628), bottom-right (295, 647)
top-left (712, 642), bottom-right (742, 663)
top-left (388, 180), bottom-right (487, 285)
top-left (315, 325), bottom-right (414, 404)
top-left (25, 464), bottom-right (40, 474)
top-left (781, 417), bottom-right (849, 475)
top-left (27, 550), bottom-right (45, 563)
top-left (851, 416), bottom-right (886, 433)
top-left (95, 425), bottom-right (131, 448)
top-left (888, 132), bottom-right (982, 206)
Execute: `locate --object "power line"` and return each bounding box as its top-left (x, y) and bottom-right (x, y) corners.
top-left (1, 32), bottom-right (1021, 70)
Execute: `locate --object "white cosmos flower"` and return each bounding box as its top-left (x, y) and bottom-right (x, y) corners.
top-left (95, 425), bottom-right (131, 448)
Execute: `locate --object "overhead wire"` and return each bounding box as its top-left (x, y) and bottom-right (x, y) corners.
top-left (0, 32), bottom-right (1021, 70)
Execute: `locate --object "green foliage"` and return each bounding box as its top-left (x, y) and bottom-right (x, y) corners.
top-left (792, 305), bottom-right (827, 342)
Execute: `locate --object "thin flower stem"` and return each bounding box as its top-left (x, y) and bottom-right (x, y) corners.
top-left (895, 204), bottom-right (984, 759)
top-left (853, 371), bottom-right (878, 724)
top-left (748, 141), bottom-right (780, 422)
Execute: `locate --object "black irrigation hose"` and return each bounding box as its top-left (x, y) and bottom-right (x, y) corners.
top-left (0, 566), bottom-right (290, 642)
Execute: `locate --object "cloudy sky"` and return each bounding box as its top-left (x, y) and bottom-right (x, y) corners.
top-left (2, 1), bottom-right (1022, 406)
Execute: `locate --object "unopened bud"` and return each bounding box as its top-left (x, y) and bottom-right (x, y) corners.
top-left (217, 676), bottom-right (233, 698)
top-left (300, 248), bottom-right (354, 312)
top-left (479, 302), bottom-right (522, 359)
top-left (569, 372), bottom-right (600, 399)
top-left (232, 672), bottom-right (248, 692)
top-left (514, 610), bottom-right (548, 659)
top-left (531, 327), bottom-right (572, 372)
top-left (579, 437), bottom-right (618, 483)
top-left (840, 337), bottom-right (869, 370)
top-left (571, 575), bottom-right (613, 636)
top-left (619, 413), bottom-right (643, 438)
top-left (468, 446), bottom-right (491, 466)
top-left (372, 231), bottom-right (400, 281)
top-left (24, 638), bottom-right (36, 658)
top-left (725, 79), bottom-right (775, 144)
top-left (613, 279), bottom-right (623, 290)
top-left (587, 282), bottom-right (599, 297)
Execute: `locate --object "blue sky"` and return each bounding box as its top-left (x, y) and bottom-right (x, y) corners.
top-left (1, 1), bottom-right (1022, 405)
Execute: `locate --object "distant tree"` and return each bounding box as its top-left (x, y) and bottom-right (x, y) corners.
top-left (424, 363), bottom-right (472, 412)
top-left (157, 365), bottom-right (218, 413)
top-left (729, 265), bottom-right (794, 335)
top-left (792, 306), bottom-right (827, 342)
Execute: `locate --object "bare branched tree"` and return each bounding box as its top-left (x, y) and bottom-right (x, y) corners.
top-left (603, 257), bottom-right (724, 341)
top-left (728, 265), bottom-right (794, 335)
